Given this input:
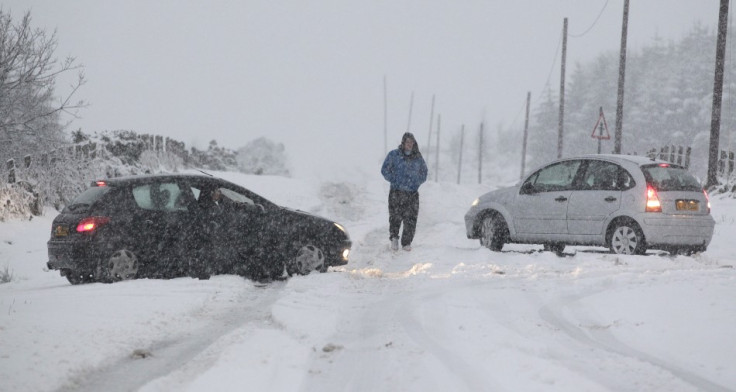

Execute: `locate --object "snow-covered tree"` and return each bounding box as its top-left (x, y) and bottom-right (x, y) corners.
top-left (528, 87), bottom-right (560, 170)
top-left (528, 23), bottom-right (736, 181)
top-left (0, 10), bottom-right (85, 166)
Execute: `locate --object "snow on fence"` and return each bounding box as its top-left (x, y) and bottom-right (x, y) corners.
top-left (646, 145), bottom-right (692, 169)
top-left (644, 145), bottom-right (735, 180)
top-left (718, 150), bottom-right (735, 177)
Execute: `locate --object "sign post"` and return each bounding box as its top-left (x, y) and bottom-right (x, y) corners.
top-left (591, 107), bottom-right (611, 153)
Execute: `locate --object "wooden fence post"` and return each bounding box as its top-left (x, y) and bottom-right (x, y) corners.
top-left (6, 159), bottom-right (15, 183)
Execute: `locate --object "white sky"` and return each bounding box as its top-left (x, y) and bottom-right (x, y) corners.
top-left (1, 0), bottom-right (723, 177)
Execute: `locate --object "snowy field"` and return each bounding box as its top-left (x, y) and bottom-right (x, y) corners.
top-left (1, 170), bottom-right (735, 392)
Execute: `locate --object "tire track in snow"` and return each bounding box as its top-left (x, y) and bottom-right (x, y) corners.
top-left (56, 282), bottom-right (285, 392)
top-left (339, 210), bottom-right (501, 389)
top-left (539, 292), bottom-right (732, 392)
top-left (396, 285), bottom-right (505, 391)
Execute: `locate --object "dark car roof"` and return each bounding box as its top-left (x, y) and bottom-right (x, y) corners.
top-left (96, 172), bottom-right (218, 186)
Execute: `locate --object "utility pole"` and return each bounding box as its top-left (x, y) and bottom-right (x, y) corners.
top-left (435, 114), bottom-right (441, 182)
top-left (383, 75), bottom-right (388, 156)
top-left (478, 122), bottom-right (484, 184)
top-left (427, 94), bottom-right (435, 154)
top-left (614, 0), bottom-right (630, 154)
top-left (557, 18), bottom-right (568, 158)
top-left (407, 91), bottom-right (414, 132)
top-left (521, 91), bottom-right (531, 180)
top-left (457, 124), bottom-right (465, 185)
top-left (707, 0), bottom-right (730, 188)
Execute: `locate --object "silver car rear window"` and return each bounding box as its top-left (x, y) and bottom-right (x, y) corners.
top-left (641, 164), bottom-right (702, 191)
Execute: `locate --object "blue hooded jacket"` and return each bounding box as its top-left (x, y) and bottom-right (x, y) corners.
top-left (381, 133), bottom-right (428, 192)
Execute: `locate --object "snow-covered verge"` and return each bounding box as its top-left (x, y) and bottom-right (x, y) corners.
top-left (0, 171), bottom-right (734, 392)
top-left (0, 182), bottom-right (43, 222)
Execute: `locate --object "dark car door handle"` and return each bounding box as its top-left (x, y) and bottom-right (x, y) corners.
top-left (555, 196), bottom-right (568, 202)
top-left (604, 196), bottom-right (617, 202)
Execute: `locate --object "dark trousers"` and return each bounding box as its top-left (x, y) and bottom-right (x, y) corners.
top-left (388, 189), bottom-right (419, 247)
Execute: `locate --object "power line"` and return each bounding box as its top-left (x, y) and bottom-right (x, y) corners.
top-left (541, 31), bottom-right (563, 93)
top-left (511, 0), bottom-right (608, 140)
top-left (570, 0), bottom-right (610, 38)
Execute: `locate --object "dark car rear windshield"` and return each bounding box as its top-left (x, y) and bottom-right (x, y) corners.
top-left (641, 164), bottom-right (702, 192)
top-left (63, 186), bottom-right (111, 213)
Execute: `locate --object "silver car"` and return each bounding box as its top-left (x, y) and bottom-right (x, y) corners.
top-left (465, 154), bottom-right (715, 254)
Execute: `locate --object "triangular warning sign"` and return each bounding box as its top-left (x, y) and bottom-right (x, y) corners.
top-left (591, 108), bottom-right (611, 140)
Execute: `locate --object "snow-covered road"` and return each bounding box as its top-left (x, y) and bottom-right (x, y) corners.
top-left (1, 171), bottom-right (735, 391)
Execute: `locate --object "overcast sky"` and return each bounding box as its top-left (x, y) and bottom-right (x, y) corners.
top-left (2, 1), bottom-right (723, 178)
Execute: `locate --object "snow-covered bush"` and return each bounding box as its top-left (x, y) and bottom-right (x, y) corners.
top-left (0, 182), bottom-right (40, 221)
top-left (190, 140), bottom-right (238, 171)
top-left (0, 265), bottom-right (13, 284)
top-left (2, 130), bottom-right (293, 218)
top-left (236, 137), bottom-right (290, 176)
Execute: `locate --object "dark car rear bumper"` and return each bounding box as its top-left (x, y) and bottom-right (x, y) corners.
top-left (47, 240), bottom-right (105, 272)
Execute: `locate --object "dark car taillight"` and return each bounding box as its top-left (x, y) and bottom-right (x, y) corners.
top-left (76, 216), bottom-right (111, 233)
top-left (645, 185), bottom-right (661, 212)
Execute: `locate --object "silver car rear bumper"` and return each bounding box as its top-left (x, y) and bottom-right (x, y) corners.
top-left (641, 214), bottom-right (715, 246)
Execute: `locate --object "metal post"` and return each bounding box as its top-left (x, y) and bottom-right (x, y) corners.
top-left (597, 107), bottom-right (604, 154)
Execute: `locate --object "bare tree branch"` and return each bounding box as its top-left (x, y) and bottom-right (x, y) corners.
top-left (0, 9), bottom-right (87, 160)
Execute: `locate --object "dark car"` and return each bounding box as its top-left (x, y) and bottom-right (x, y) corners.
top-left (47, 173), bottom-right (352, 284)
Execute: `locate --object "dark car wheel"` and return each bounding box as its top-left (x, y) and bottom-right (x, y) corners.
top-left (287, 244), bottom-right (325, 276)
top-left (479, 214), bottom-right (508, 252)
top-left (239, 260), bottom-right (285, 283)
top-left (63, 269), bottom-right (92, 285)
top-left (189, 260), bottom-right (212, 280)
top-left (107, 249), bottom-right (139, 282)
top-left (609, 221), bottom-right (646, 255)
top-left (264, 259), bottom-right (287, 281)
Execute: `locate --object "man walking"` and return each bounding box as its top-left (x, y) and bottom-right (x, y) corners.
top-left (381, 132), bottom-right (428, 251)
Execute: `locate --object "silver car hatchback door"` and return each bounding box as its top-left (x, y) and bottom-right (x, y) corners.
top-left (641, 164), bottom-right (709, 215)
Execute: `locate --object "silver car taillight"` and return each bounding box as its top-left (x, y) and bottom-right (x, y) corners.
top-left (645, 185), bottom-right (662, 212)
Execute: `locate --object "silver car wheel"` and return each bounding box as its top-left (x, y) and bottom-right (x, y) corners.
top-left (610, 226), bottom-right (640, 255)
top-left (479, 214), bottom-right (506, 251)
top-left (480, 217), bottom-right (496, 248)
top-left (291, 245), bottom-right (325, 275)
top-left (108, 249), bottom-right (139, 281)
